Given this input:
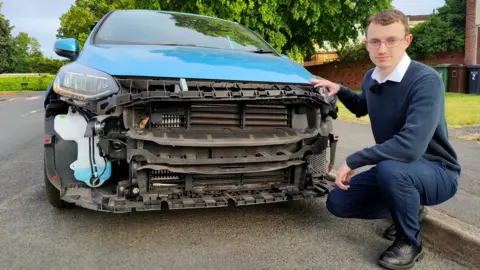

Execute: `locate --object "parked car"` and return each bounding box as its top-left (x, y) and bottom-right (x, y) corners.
top-left (43, 9), bottom-right (338, 212)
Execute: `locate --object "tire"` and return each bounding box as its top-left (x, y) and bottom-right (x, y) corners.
top-left (43, 164), bottom-right (68, 208)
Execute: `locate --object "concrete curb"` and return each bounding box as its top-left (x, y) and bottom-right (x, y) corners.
top-left (0, 91), bottom-right (44, 97)
top-left (325, 169), bottom-right (480, 267)
top-left (0, 92), bottom-right (18, 96)
top-left (421, 207), bottom-right (480, 268)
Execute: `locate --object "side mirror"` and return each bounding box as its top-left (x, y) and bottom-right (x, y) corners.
top-left (54, 38), bottom-right (79, 61)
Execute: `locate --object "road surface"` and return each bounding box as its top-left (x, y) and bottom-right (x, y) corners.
top-left (0, 94), bottom-right (469, 269)
top-left (331, 118), bottom-right (480, 228)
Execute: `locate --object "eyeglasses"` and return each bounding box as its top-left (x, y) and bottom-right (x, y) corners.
top-left (366, 35), bottom-right (408, 49)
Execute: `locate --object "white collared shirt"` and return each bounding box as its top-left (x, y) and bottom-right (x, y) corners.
top-left (371, 53), bottom-right (412, 84)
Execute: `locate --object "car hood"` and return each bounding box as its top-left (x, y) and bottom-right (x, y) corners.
top-left (75, 44), bottom-right (314, 84)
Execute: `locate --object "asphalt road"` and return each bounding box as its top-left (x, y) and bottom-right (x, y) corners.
top-left (0, 94), bottom-right (470, 270)
top-left (331, 119), bottom-right (480, 228)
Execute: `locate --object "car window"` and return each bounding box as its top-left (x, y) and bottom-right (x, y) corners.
top-left (94, 10), bottom-right (273, 52)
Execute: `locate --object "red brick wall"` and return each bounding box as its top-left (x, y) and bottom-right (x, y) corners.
top-left (416, 51), bottom-right (466, 66)
top-left (305, 51), bottom-right (465, 89)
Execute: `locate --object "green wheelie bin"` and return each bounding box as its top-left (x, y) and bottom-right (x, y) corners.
top-left (435, 64), bottom-right (450, 92)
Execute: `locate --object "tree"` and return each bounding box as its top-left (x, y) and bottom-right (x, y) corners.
top-left (13, 32), bottom-right (43, 73)
top-left (0, 1), bottom-right (15, 73)
top-left (436, 0), bottom-right (466, 34)
top-left (407, 0), bottom-right (466, 59)
top-left (30, 57), bottom-right (69, 74)
top-left (334, 40), bottom-right (369, 63)
top-left (57, 0), bottom-right (392, 62)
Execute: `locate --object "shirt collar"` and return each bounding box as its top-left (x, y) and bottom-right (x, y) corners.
top-left (371, 53), bottom-right (411, 84)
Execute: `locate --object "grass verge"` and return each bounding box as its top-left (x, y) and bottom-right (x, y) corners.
top-left (0, 74), bottom-right (55, 92)
top-left (444, 92), bottom-right (480, 127)
top-left (336, 92), bottom-right (480, 127)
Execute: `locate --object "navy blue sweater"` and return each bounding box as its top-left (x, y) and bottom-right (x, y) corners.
top-left (337, 60), bottom-right (461, 173)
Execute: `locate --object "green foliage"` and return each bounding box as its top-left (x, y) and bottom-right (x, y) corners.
top-left (436, 0), bottom-right (466, 34)
top-left (334, 40), bottom-right (369, 63)
top-left (0, 2), bottom-right (67, 75)
top-left (0, 74), bottom-right (56, 91)
top-left (407, 0), bottom-right (466, 59)
top-left (0, 2), bottom-right (15, 73)
top-left (30, 57), bottom-right (69, 74)
top-left (57, 0), bottom-right (392, 61)
top-left (9, 32), bottom-right (68, 74)
top-left (13, 32), bottom-right (43, 73)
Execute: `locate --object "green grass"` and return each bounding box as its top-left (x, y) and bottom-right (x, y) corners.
top-left (444, 92), bottom-right (480, 127)
top-left (337, 91), bottom-right (480, 127)
top-left (0, 75), bottom-right (55, 92)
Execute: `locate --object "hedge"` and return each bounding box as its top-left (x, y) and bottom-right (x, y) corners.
top-left (0, 75), bottom-right (56, 91)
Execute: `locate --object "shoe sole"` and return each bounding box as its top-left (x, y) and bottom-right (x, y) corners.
top-left (377, 250), bottom-right (424, 270)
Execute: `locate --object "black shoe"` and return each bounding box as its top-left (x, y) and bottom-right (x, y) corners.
top-left (377, 237), bottom-right (424, 270)
top-left (383, 206), bottom-right (428, 241)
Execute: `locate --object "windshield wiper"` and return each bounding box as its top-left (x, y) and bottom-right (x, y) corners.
top-left (250, 49), bottom-right (276, 54)
top-left (158, 44), bottom-right (237, 50)
top-left (158, 43), bottom-right (200, 47)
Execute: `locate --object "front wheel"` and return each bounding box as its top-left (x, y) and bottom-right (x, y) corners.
top-left (43, 164), bottom-right (68, 208)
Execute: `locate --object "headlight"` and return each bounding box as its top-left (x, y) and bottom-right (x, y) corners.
top-left (53, 63), bottom-right (119, 101)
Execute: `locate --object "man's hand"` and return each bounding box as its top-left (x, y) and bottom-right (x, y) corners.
top-left (309, 78), bottom-right (341, 97)
top-left (335, 161), bottom-right (354, 190)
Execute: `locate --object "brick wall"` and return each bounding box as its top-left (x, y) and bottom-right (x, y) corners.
top-left (305, 51), bottom-right (465, 89)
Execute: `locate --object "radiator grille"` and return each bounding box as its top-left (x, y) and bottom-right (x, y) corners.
top-left (132, 103), bottom-right (291, 129)
top-left (190, 104), bottom-right (290, 128)
top-left (148, 169), bottom-right (291, 190)
top-left (245, 104), bottom-right (289, 127)
top-left (190, 104), bottom-right (241, 127)
top-left (192, 170), bottom-right (290, 186)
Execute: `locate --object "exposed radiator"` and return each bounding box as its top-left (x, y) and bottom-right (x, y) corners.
top-left (190, 104), bottom-right (290, 128)
top-left (132, 103), bottom-right (291, 129)
top-left (148, 169), bottom-right (291, 190)
top-left (192, 170), bottom-right (290, 186)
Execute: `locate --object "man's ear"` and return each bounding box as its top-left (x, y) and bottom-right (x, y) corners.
top-left (405, 34), bottom-right (413, 48)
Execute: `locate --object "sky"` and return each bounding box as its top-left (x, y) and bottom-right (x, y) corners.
top-left (1, 0), bottom-right (446, 59)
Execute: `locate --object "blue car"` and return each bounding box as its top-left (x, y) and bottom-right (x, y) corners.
top-left (43, 9), bottom-right (338, 212)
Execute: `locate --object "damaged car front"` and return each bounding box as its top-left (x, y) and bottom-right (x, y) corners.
top-left (43, 9), bottom-right (339, 212)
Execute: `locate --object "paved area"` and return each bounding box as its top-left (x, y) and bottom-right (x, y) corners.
top-left (332, 119), bottom-right (480, 228)
top-left (0, 94), bottom-right (472, 269)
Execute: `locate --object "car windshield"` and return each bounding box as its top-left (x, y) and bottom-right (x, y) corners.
top-left (94, 10), bottom-right (274, 53)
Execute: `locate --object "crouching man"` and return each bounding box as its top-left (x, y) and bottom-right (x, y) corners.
top-left (310, 9), bottom-right (461, 270)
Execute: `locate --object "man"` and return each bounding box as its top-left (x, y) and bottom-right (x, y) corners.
top-left (310, 9), bottom-right (461, 270)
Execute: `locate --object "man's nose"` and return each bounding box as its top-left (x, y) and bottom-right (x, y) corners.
top-left (378, 42), bottom-right (388, 53)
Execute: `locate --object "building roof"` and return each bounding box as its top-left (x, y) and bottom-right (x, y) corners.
top-left (407, 15), bottom-right (431, 21)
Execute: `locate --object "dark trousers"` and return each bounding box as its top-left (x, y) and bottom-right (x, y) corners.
top-left (326, 158), bottom-right (459, 247)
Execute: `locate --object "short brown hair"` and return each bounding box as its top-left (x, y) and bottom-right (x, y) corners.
top-left (366, 9), bottom-right (410, 35)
